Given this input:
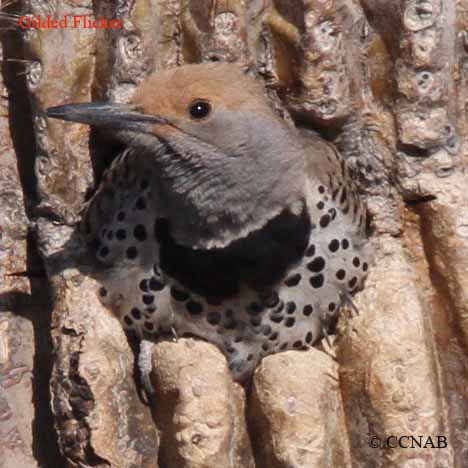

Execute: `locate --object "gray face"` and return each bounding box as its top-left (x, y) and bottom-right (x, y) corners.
top-left (46, 63), bottom-right (307, 249)
top-left (125, 107), bottom-right (306, 249)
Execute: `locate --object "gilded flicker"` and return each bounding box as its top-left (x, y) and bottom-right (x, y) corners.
top-left (46, 63), bottom-right (371, 382)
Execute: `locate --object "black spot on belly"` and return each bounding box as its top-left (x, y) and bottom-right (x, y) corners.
top-left (99, 246), bottom-right (109, 258)
top-left (116, 229), bottom-right (127, 240)
top-left (305, 332), bottom-right (313, 343)
top-left (135, 197), bottom-right (146, 210)
top-left (320, 214), bottom-right (331, 228)
top-left (250, 316), bottom-right (262, 327)
top-left (328, 239), bottom-right (339, 252)
top-left (342, 239), bottom-right (349, 249)
top-left (171, 287), bottom-right (189, 301)
top-left (310, 274), bottom-right (325, 288)
top-left (305, 244), bottom-right (315, 257)
top-left (126, 246), bottom-right (138, 259)
top-left (285, 317), bottom-right (295, 327)
top-left (207, 311), bottom-right (221, 325)
top-left (99, 287), bottom-right (108, 297)
top-left (285, 302), bottom-right (296, 314)
top-left (285, 273), bottom-right (301, 287)
top-left (134, 224), bottom-right (147, 241)
top-left (186, 301), bottom-right (203, 315)
top-left (303, 304), bottom-right (313, 316)
top-left (261, 291), bottom-right (280, 308)
top-left (353, 257), bottom-right (361, 267)
top-left (225, 342), bottom-right (236, 353)
top-left (308, 257), bottom-right (325, 272)
top-left (142, 295), bottom-right (154, 305)
top-left (336, 269), bottom-right (346, 280)
top-left (149, 277), bottom-right (165, 291)
top-left (270, 314), bottom-right (283, 324)
top-left (131, 308), bottom-right (141, 320)
top-left (139, 280), bottom-right (148, 292)
top-left (124, 316), bottom-right (132, 326)
top-left (348, 277), bottom-right (357, 288)
top-left (273, 301), bottom-right (284, 314)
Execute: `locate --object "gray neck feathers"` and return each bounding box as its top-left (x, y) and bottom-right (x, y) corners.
top-left (136, 114), bottom-right (306, 249)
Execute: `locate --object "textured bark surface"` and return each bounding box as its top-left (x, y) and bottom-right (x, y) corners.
top-left (0, 0), bottom-right (467, 467)
top-left (151, 339), bottom-right (255, 468)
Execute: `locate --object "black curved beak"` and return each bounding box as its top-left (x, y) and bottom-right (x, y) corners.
top-left (45, 102), bottom-right (168, 131)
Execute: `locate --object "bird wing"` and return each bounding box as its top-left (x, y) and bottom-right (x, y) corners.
top-left (298, 128), bottom-right (368, 239)
top-left (275, 128), bottom-right (371, 336)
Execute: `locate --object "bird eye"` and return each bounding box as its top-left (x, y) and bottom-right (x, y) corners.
top-left (189, 100), bottom-right (211, 119)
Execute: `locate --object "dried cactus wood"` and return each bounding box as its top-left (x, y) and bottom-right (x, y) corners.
top-left (0, 1), bottom-right (467, 468)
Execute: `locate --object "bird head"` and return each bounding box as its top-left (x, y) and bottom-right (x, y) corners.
top-left (46, 63), bottom-right (306, 249)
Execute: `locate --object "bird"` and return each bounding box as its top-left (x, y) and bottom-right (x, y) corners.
top-left (46, 62), bottom-right (371, 383)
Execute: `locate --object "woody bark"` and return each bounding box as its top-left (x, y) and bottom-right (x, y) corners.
top-left (0, 1), bottom-right (467, 468)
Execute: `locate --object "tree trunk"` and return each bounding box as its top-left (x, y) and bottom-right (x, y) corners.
top-left (1, 0), bottom-right (467, 467)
